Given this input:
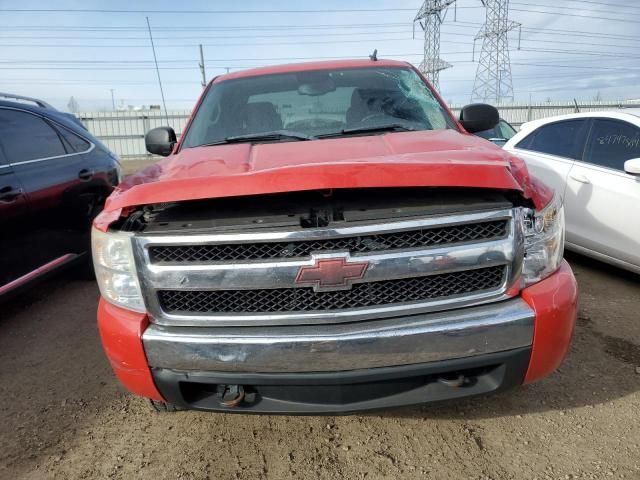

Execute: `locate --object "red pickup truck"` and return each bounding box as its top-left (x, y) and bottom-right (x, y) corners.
top-left (92, 59), bottom-right (577, 414)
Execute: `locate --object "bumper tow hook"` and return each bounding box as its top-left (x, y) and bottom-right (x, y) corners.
top-left (437, 374), bottom-right (466, 388)
top-left (218, 384), bottom-right (245, 408)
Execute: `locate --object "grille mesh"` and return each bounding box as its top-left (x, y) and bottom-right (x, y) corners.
top-left (149, 220), bottom-right (507, 263)
top-left (158, 266), bottom-right (505, 314)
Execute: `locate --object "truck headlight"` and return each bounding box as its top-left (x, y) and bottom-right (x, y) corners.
top-left (91, 228), bottom-right (145, 312)
top-left (521, 194), bottom-right (565, 286)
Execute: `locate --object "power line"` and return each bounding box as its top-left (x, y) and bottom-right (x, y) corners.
top-left (0, 7), bottom-right (419, 14)
top-left (510, 7), bottom-right (640, 24)
top-left (0, 29), bottom-right (414, 40)
top-left (0, 22), bottom-right (414, 32)
top-left (1, 24), bottom-right (638, 48)
top-left (1, 14), bottom-right (627, 38)
top-left (0, 35), bottom-right (421, 48)
top-left (514, 36), bottom-right (639, 51)
top-left (7, 45), bottom-right (640, 70)
top-left (442, 20), bottom-right (640, 41)
top-left (446, 72), bottom-right (640, 83)
top-left (5, 53), bottom-right (640, 67)
top-left (3, 2), bottom-right (639, 16)
top-left (520, 28), bottom-right (637, 41)
top-left (3, 68), bottom-right (637, 82)
top-left (4, 66), bottom-right (639, 85)
top-left (3, 31), bottom-right (638, 52)
top-left (518, 47), bottom-right (640, 60)
top-left (511, 1), bottom-right (640, 15)
top-left (2, 14), bottom-right (635, 34)
top-left (512, 0), bottom-right (640, 10)
top-left (4, 70), bottom-right (638, 90)
top-left (6, 40), bottom-right (640, 66)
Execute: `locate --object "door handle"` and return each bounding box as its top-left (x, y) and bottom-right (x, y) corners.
top-left (0, 186), bottom-right (24, 202)
top-left (78, 169), bottom-right (95, 181)
top-left (569, 173), bottom-right (591, 184)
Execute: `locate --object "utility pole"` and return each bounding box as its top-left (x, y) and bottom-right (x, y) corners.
top-left (145, 16), bottom-right (169, 124)
top-left (471, 0), bottom-right (521, 103)
top-left (198, 44), bottom-right (206, 88)
top-left (413, 0), bottom-right (457, 91)
top-left (110, 89), bottom-right (115, 110)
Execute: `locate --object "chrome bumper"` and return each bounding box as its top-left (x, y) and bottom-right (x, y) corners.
top-left (142, 298), bottom-right (534, 373)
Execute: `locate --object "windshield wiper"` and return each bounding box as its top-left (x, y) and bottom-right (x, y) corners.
top-left (316, 124), bottom-right (419, 139)
top-left (200, 130), bottom-right (313, 146)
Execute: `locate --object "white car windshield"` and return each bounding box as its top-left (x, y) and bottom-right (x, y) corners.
top-left (182, 66), bottom-right (457, 148)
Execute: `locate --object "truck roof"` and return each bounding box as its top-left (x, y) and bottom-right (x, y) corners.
top-left (213, 58), bottom-right (412, 83)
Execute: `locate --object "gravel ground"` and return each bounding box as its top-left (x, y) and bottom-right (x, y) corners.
top-left (0, 252), bottom-right (639, 480)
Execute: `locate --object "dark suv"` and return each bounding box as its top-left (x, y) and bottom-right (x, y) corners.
top-left (0, 93), bottom-right (121, 297)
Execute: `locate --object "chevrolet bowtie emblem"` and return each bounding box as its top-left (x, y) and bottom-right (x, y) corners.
top-left (295, 254), bottom-right (369, 292)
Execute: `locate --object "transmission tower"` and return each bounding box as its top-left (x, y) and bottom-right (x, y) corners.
top-left (471, 0), bottom-right (520, 103)
top-left (414, 0), bottom-right (457, 91)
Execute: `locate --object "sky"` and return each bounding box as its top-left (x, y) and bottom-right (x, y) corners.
top-left (0, 0), bottom-right (639, 112)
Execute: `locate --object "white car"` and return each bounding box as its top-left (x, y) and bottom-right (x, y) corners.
top-left (504, 110), bottom-right (640, 274)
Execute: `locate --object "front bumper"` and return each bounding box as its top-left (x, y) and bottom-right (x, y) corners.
top-left (152, 348), bottom-right (532, 414)
top-left (97, 261), bottom-right (577, 413)
top-left (142, 298), bottom-right (534, 373)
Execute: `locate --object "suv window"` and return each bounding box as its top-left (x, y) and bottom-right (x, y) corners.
top-left (516, 119), bottom-right (587, 160)
top-left (57, 125), bottom-right (91, 153)
top-left (584, 119), bottom-right (640, 171)
top-left (0, 109), bottom-right (66, 162)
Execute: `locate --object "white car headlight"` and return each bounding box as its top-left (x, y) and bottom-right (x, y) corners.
top-left (521, 194), bottom-right (565, 287)
top-left (92, 228), bottom-right (145, 312)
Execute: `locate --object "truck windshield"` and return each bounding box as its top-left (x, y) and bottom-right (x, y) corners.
top-left (182, 66), bottom-right (457, 148)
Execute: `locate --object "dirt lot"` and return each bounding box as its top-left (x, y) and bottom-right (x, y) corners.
top-left (1, 249), bottom-right (639, 479)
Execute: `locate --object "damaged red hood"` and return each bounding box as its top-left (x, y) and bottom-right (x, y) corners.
top-left (97, 129), bottom-right (550, 230)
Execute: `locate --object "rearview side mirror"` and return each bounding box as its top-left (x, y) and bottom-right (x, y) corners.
top-left (145, 126), bottom-right (177, 156)
top-left (459, 103), bottom-right (500, 134)
top-left (624, 158), bottom-right (640, 176)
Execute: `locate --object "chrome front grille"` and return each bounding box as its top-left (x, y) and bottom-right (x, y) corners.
top-left (133, 208), bottom-right (524, 327)
top-left (148, 220), bottom-right (508, 263)
top-left (158, 266), bottom-right (506, 314)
